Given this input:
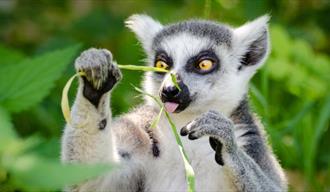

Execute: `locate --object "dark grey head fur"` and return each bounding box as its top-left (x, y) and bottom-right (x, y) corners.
top-left (152, 20), bottom-right (232, 49)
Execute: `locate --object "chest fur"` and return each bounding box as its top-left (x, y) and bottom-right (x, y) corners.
top-left (154, 117), bottom-right (235, 191)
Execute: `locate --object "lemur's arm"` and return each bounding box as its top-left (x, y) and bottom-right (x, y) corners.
top-left (180, 110), bottom-right (287, 192)
top-left (221, 124), bottom-right (287, 191)
top-left (61, 48), bottom-right (147, 192)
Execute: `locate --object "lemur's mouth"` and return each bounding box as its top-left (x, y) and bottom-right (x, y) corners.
top-left (163, 100), bottom-right (190, 113)
top-left (160, 81), bottom-right (192, 113)
top-left (164, 102), bottom-right (179, 113)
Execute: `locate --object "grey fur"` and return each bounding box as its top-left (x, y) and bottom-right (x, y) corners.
top-left (112, 104), bottom-right (161, 158)
top-left (181, 110), bottom-right (236, 152)
top-left (152, 20), bottom-right (232, 49)
top-left (180, 108), bottom-right (286, 191)
top-left (231, 98), bottom-right (287, 190)
top-left (230, 96), bottom-right (255, 125)
top-left (62, 49), bottom-right (163, 192)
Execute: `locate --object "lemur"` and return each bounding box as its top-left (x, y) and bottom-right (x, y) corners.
top-left (61, 14), bottom-right (287, 192)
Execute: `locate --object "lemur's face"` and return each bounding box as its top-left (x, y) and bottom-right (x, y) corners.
top-left (149, 32), bottom-right (235, 114)
top-left (126, 15), bottom-right (269, 115)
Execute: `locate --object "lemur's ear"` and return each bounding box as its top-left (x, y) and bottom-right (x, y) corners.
top-left (125, 14), bottom-right (163, 52)
top-left (233, 15), bottom-right (270, 70)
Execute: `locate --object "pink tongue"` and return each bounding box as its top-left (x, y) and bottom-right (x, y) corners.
top-left (164, 102), bottom-right (179, 113)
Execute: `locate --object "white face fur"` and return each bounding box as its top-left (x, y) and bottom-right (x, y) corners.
top-left (126, 14), bottom-right (270, 116)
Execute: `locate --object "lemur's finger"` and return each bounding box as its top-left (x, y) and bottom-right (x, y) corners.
top-left (110, 62), bottom-right (123, 82)
top-left (180, 128), bottom-right (189, 136)
top-left (209, 137), bottom-right (225, 165)
top-left (180, 122), bottom-right (191, 136)
top-left (180, 119), bottom-right (195, 136)
top-left (215, 152), bottom-right (224, 166)
top-left (209, 137), bottom-right (219, 151)
top-left (180, 112), bottom-right (215, 137)
top-left (187, 125), bottom-right (218, 140)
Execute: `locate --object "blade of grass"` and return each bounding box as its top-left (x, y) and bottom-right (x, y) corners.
top-left (132, 85), bottom-right (162, 106)
top-left (313, 95), bottom-right (330, 149)
top-left (150, 107), bottom-right (164, 129)
top-left (164, 111), bottom-right (195, 192)
top-left (250, 83), bottom-right (267, 110)
top-left (61, 72), bottom-right (85, 125)
top-left (306, 95), bottom-right (330, 184)
top-left (118, 64), bottom-right (169, 73)
top-left (250, 84), bottom-right (269, 125)
top-left (280, 101), bottom-right (314, 134)
top-left (170, 73), bottom-right (182, 92)
top-left (261, 67), bottom-right (269, 103)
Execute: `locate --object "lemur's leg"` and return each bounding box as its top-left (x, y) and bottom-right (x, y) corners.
top-left (180, 110), bottom-right (287, 192)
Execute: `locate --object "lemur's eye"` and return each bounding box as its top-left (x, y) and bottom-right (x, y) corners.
top-left (155, 60), bottom-right (169, 70)
top-left (198, 59), bottom-right (214, 71)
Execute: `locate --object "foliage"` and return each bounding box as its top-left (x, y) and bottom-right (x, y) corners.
top-left (0, 0), bottom-right (329, 191)
top-left (0, 46), bottom-right (115, 191)
top-left (250, 25), bottom-right (330, 190)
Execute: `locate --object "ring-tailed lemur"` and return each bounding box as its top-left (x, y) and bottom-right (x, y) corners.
top-left (61, 14), bottom-right (287, 192)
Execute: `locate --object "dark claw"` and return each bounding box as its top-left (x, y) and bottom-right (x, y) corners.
top-left (209, 137), bottom-right (224, 166)
top-left (99, 118), bottom-right (107, 130)
top-left (209, 137), bottom-right (218, 151)
top-left (188, 131), bottom-right (198, 140)
top-left (82, 71), bottom-right (118, 107)
top-left (180, 126), bottom-right (189, 136)
top-left (215, 153), bottom-right (224, 166)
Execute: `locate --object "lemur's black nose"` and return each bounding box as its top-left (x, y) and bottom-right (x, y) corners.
top-left (162, 85), bottom-right (180, 99)
top-left (160, 79), bottom-right (192, 113)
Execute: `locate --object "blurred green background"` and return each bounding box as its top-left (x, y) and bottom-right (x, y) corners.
top-left (0, 0), bottom-right (329, 191)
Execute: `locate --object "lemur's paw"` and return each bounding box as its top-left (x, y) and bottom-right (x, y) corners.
top-left (180, 110), bottom-right (237, 153)
top-left (75, 48), bottom-right (122, 90)
top-left (74, 48), bottom-right (122, 107)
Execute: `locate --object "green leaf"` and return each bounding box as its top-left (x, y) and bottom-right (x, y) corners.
top-left (0, 45), bottom-right (25, 66)
top-left (314, 95), bottom-right (330, 142)
top-left (0, 107), bottom-right (17, 152)
top-left (5, 154), bottom-right (116, 191)
top-left (270, 25), bottom-right (291, 58)
top-left (305, 95), bottom-right (330, 180)
top-left (0, 45), bottom-right (81, 113)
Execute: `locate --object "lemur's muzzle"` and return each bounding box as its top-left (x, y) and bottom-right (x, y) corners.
top-left (160, 79), bottom-right (191, 113)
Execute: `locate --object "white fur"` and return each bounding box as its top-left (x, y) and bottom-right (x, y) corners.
top-left (125, 14), bottom-right (163, 52)
top-left (167, 113), bottom-right (236, 191)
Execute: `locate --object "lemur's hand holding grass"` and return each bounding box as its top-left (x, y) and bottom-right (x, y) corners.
top-left (180, 110), bottom-right (237, 166)
top-left (75, 48), bottom-right (122, 107)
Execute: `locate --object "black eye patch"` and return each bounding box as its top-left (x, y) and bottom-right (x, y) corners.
top-left (154, 50), bottom-right (173, 74)
top-left (185, 49), bottom-right (220, 74)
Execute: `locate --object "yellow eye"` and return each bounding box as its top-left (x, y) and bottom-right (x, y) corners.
top-left (155, 60), bottom-right (169, 69)
top-left (198, 60), bottom-right (213, 71)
